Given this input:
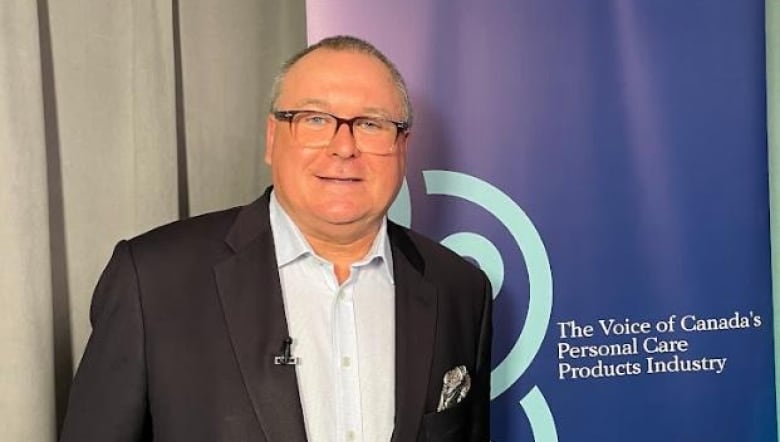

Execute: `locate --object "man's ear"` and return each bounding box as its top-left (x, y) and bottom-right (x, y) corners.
top-left (265, 114), bottom-right (276, 166)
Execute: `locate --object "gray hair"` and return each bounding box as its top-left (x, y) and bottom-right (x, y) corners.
top-left (268, 35), bottom-right (413, 127)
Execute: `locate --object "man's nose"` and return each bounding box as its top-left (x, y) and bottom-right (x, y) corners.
top-left (327, 121), bottom-right (359, 158)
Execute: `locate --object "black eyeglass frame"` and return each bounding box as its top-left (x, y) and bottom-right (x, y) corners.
top-left (273, 110), bottom-right (410, 140)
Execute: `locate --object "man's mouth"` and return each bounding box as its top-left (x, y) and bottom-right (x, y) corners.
top-left (317, 176), bottom-right (362, 182)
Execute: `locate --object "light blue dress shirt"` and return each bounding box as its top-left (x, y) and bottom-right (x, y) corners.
top-left (269, 192), bottom-right (395, 442)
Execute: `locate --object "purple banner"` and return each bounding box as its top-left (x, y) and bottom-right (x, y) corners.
top-left (307, 1), bottom-right (775, 440)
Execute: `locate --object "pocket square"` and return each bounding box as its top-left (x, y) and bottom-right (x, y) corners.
top-left (437, 365), bottom-right (471, 412)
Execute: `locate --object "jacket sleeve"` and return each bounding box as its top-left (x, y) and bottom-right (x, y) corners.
top-left (470, 275), bottom-right (493, 441)
top-left (60, 240), bottom-right (151, 441)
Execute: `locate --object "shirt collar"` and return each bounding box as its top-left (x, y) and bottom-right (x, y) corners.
top-left (268, 190), bottom-right (394, 282)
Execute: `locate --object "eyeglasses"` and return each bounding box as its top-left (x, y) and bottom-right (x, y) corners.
top-left (273, 110), bottom-right (409, 155)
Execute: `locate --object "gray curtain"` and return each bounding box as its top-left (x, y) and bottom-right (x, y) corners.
top-left (0, 1), bottom-right (306, 440)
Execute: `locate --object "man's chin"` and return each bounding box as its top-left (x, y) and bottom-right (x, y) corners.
top-left (314, 211), bottom-right (382, 232)
top-left (318, 213), bottom-right (367, 227)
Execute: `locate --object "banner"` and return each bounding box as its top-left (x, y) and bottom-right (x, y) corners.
top-left (307, 1), bottom-right (775, 440)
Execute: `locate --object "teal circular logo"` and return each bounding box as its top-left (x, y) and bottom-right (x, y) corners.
top-left (390, 171), bottom-right (559, 441)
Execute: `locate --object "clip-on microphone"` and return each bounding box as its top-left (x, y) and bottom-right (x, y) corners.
top-left (274, 337), bottom-right (299, 365)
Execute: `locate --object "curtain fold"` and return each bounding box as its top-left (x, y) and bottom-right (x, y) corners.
top-left (0, 2), bottom-right (58, 440)
top-left (46, 0), bottom-right (180, 374)
top-left (0, 1), bottom-right (306, 439)
top-left (180, 0), bottom-right (306, 215)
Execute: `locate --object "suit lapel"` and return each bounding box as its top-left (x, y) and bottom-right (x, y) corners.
top-left (214, 192), bottom-right (307, 442)
top-left (389, 224), bottom-right (438, 442)
top-left (214, 198), bottom-right (436, 441)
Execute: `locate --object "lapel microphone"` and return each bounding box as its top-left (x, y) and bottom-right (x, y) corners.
top-left (273, 337), bottom-right (299, 366)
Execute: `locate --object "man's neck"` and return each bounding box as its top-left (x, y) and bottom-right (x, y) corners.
top-left (303, 226), bottom-right (380, 284)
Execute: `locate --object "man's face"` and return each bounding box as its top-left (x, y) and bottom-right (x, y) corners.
top-left (265, 49), bottom-right (408, 241)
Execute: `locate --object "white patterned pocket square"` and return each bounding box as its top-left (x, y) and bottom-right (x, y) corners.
top-left (437, 365), bottom-right (471, 412)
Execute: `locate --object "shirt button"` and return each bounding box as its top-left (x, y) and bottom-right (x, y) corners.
top-left (346, 430), bottom-right (355, 441)
top-left (342, 356), bottom-right (351, 368)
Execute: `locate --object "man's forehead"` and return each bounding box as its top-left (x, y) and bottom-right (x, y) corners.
top-left (277, 49), bottom-right (402, 112)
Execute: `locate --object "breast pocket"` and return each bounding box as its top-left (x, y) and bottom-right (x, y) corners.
top-left (420, 398), bottom-right (471, 442)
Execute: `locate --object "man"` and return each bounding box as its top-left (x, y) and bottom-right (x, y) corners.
top-left (60, 35), bottom-right (492, 442)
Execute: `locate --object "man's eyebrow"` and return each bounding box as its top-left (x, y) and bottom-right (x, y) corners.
top-left (284, 100), bottom-right (399, 119)
top-left (289, 98), bottom-right (330, 109)
top-left (360, 107), bottom-right (396, 119)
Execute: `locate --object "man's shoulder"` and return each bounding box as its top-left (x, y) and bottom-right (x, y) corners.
top-left (123, 197), bottom-right (269, 266)
top-left (129, 205), bottom-right (242, 249)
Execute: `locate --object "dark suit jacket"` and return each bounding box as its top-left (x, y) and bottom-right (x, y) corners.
top-left (60, 189), bottom-right (492, 442)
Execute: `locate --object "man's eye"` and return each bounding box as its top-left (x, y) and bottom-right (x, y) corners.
top-left (357, 118), bottom-right (384, 131)
top-left (300, 114), bottom-right (330, 126)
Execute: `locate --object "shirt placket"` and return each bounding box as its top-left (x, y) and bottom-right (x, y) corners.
top-left (329, 266), bottom-right (363, 442)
